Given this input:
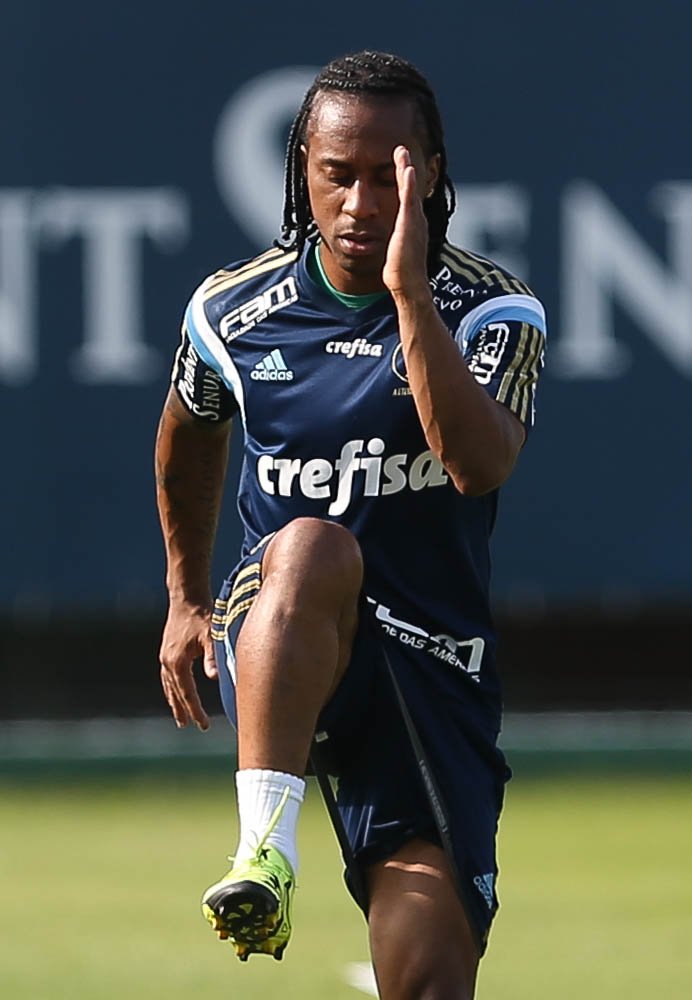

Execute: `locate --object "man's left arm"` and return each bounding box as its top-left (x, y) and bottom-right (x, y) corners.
top-left (384, 146), bottom-right (544, 496)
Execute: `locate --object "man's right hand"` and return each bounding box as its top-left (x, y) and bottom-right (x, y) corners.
top-left (159, 601), bottom-right (218, 731)
top-left (154, 386), bottom-right (231, 732)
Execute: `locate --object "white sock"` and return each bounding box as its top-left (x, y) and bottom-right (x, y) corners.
top-left (234, 768), bottom-right (305, 875)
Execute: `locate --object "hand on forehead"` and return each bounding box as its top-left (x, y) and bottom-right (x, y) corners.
top-left (304, 92), bottom-right (428, 160)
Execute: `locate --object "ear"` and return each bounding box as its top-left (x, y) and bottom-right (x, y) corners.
top-left (300, 143), bottom-right (309, 178)
top-left (425, 153), bottom-right (441, 198)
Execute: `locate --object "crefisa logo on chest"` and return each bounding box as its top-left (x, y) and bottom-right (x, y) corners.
top-left (257, 437), bottom-right (449, 516)
top-left (325, 339), bottom-right (383, 359)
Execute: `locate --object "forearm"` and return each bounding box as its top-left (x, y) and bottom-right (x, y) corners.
top-left (394, 292), bottom-right (523, 496)
top-left (154, 388), bottom-right (231, 604)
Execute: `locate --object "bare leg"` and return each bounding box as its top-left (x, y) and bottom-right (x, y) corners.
top-left (367, 838), bottom-right (480, 1000)
top-left (201, 519), bottom-right (364, 957)
top-left (235, 517), bottom-right (363, 776)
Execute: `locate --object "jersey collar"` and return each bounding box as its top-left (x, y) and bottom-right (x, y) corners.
top-left (296, 238), bottom-right (396, 327)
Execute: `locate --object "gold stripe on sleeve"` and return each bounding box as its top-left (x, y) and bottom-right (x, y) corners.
top-left (443, 246), bottom-right (513, 294)
top-left (524, 331), bottom-right (545, 423)
top-left (443, 244), bottom-right (487, 279)
top-left (445, 244), bottom-right (534, 296)
top-left (439, 249), bottom-right (482, 284)
top-left (511, 328), bottom-right (544, 423)
top-left (202, 251), bottom-right (299, 303)
top-left (496, 322), bottom-right (529, 406)
top-left (204, 247), bottom-right (285, 296)
top-left (510, 276), bottom-right (533, 296)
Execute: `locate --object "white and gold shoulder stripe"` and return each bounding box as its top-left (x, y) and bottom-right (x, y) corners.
top-left (494, 322), bottom-right (545, 426)
top-left (202, 247), bottom-right (298, 303)
top-left (184, 288), bottom-right (247, 427)
top-left (182, 247), bottom-right (298, 428)
top-left (455, 293), bottom-right (547, 348)
top-left (441, 244), bottom-right (534, 297)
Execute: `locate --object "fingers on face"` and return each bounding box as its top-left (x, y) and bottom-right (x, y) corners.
top-left (392, 147), bottom-right (422, 210)
top-left (393, 144), bottom-right (411, 167)
top-left (395, 148), bottom-right (412, 189)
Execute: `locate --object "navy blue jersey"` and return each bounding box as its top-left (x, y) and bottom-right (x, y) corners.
top-left (172, 240), bottom-right (546, 717)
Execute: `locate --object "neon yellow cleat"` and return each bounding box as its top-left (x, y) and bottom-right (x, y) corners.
top-left (201, 789), bottom-right (295, 961)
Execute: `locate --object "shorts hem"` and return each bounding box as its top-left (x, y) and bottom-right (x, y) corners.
top-left (344, 824), bottom-right (494, 955)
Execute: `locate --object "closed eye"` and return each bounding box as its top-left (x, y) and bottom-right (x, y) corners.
top-left (324, 173), bottom-right (397, 190)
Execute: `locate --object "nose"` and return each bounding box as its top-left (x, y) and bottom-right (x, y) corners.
top-left (343, 179), bottom-right (378, 219)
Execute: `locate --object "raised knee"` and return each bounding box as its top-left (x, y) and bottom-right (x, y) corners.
top-left (264, 518), bottom-right (363, 597)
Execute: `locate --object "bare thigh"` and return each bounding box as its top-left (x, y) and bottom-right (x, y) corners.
top-left (367, 838), bottom-right (479, 1000)
top-left (233, 517), bottom-right (363, 773)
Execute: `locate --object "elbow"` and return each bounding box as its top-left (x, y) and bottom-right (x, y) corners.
top-left (442, 453), bottom-right (516, 497)
top-left (431, 415), bottom-right (524, 497)
top-left (450, 472), bottom-right (502, 497)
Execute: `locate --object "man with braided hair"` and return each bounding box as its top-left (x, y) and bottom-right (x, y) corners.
top-left (155, 50), bottom-right (545, 997)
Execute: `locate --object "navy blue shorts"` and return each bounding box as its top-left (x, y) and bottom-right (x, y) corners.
top-left (212, 534), bottom-right (510, 953)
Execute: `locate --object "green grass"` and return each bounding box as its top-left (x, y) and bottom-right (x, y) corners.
top-left (1, 771), bottom-right (690, 998)
top-left (481, 774), bottom-right (692, 998)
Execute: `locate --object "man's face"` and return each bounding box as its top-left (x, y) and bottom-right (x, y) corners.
top-left (301, 93), bottom-right (440, 295)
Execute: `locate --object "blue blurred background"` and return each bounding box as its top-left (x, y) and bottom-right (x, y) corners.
top-left (2, 0), bottom-right (690, 733)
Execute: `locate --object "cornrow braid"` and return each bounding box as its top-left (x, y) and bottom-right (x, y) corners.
top-left (276, 50), bottom-right (456, 275)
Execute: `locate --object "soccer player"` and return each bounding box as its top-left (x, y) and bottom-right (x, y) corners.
top-left (155, 50), bottom-right (545, 999)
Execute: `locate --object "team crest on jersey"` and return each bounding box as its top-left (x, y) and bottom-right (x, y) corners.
top-left (391, 344), bottom-right (408, 382)
top-left (220, 277), bottom-right (298, 341)
top-left (390, 344), bottom-right (412, 395)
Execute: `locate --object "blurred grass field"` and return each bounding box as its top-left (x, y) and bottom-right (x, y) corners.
top-left (1, 769), bottom-right (690, 999)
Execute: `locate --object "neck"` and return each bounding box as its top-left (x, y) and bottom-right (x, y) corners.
top-left (311, 244), bottom-right (387, 308)
top-left (316, 244), bottom-right (387, 296)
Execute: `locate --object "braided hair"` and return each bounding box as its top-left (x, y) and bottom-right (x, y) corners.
top-left (277, 50), bottom-right (456, 273)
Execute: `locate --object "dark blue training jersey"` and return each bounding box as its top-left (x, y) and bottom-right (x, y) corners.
top-left (172, 240), bottom-right (546, 705)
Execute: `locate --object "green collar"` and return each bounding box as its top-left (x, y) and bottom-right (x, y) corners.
top-left (309, 243), bottom-right (388, 310)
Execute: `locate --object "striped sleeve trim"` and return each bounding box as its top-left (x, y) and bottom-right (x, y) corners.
top-left (495, 323), bottom-right (545, 426)
top-left (169, 322), bottom-right (187, 387)
top-left (203, 247), bottom-right (286, 297)
top-left (441, 245), bottom-right (530, 295)
top-left (455, 293), bottom-right (547, 349)
top-left (202, 249), bottom-right (298, 303)
top-left (184, 281), bottom-right (247, 427)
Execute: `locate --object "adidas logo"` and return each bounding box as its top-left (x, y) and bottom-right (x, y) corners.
top-left (473, 873), bottom-right (495, 910)
top-left (250, 349), bottom-right (294, 382)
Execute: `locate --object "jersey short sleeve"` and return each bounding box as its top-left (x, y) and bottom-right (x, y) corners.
top-left (170, 324), bottom-right (238, 423)
top-left (454, 295), bottom-right (546, 430)
top-left (462, 319), bottom-right (544, 429)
